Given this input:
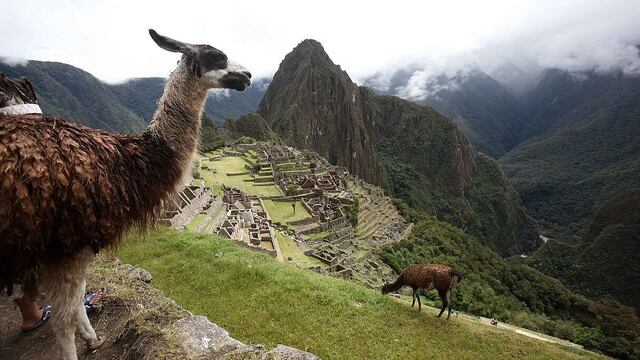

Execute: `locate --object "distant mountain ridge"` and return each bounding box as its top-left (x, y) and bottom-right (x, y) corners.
top-left (252, 39), bottom-right (539, 256)
top-left (0, 59), bottom-right (267, 131)
top-left (365, 68), bottom-right (524, 158)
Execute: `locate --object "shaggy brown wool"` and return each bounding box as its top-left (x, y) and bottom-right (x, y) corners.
top-left (0, 115), bottom-right (181, 295)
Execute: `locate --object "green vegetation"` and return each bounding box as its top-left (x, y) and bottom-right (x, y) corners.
top-left (500, 70), bottom-right (640, 237)
top-left (528, 188), bottom-right (640, 313)
top-left (185, 213), bottom-right (206, 231)
top-left (224, 112), bottom-right (280, 142)
top-left (118, 229), bottom-right (602, 360)
top-left (198, 114), bottom-right (228, 152)
top-left (263, 199), bottom-right (311, 225)
top-left (305, 231), bottom-right (328, 240)
top-left (276, 232), bottom-right (326, 268)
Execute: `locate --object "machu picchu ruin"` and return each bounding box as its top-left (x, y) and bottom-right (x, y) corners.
top-left (162, 142), bottom-right (412, 288)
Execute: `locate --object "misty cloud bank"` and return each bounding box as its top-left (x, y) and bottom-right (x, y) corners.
top-left (1, 0), bottom-right (639, 94)
top-left (360, 0), bottom-right (640, 100)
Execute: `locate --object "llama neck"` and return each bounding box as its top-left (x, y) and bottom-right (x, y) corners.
top-left (387, 274), bottom-right (405, 292)
top-left (146, 63), bottom-right (207, 169)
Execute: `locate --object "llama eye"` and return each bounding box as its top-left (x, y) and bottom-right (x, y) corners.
top-left (215, 59), bottom-right (228, 70)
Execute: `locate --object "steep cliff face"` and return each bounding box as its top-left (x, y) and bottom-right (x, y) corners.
top-left (259, 40), bottom-right (539, 255)
top-left (258, 40), bottom-right (385, 185)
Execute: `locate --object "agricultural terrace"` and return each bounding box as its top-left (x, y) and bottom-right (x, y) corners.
top-left (262, 199), bottom-right (311, 228)
top-left (199, 154), bottom-right (281, 197)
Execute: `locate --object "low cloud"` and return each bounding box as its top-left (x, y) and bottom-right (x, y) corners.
top-left (0, 56), bottom-right (29, 67)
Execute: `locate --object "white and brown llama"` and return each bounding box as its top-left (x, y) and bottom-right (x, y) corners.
top-left (0, 29), bottom-right (252, 359)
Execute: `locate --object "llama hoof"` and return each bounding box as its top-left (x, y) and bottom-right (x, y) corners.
top-left (87, 336), bottom-right (106, 352)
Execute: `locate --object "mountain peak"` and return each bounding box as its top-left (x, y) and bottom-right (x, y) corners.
top-left (283, 39), bottom-right (333, 67)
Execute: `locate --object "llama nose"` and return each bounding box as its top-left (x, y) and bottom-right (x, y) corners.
top-left (242, 71), bottom-right (252, 79)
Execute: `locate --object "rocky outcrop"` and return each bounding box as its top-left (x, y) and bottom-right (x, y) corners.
top-left (172, 315), bottom-right (321, 359)
top-left (224, 112), bottom-right (280, 143)
top-left (259, 40), bottom-right (385, 186)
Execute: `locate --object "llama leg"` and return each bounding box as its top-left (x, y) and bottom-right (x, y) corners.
top-left (436, 290), bottom-right (448, 318)
top-left (75, 279), bottom-right (105, 350)
top-left (446, 290), bottom-right (453, 320)
top-left (417, 290), bottom-right (422, 311)
top-left (411, 289), bottom-right (417, 308)
top-left (41, 249), bottom-right (97, 360)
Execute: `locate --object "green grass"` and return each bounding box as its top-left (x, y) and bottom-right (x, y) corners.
top-left (263, 200), bottom-right (311, 225)
top-left (305, 231), bottom-right (329, 240)
top-left (185, 213), bottom-right (206, 231)
top-left (200, 156), bottom-right (280, 196)
top-left (118, 229), bottom-right (603, 360)
top-left (277, 232), bottom-right (326, 268)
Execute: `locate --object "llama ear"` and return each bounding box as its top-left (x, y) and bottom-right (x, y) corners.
top-left (149, 29), bottom-right (192, 54)
top-left (18, 77), bottom-right (38, 103)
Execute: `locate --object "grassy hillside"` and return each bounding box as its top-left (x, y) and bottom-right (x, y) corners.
top-left (117, 229), bottom-right (601, 360)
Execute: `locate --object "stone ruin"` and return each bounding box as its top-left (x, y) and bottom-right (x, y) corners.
top-left (215, 186), bottom-right (280, 259)
top-left (186, 144), bottom-right (413, 288)
top-left (160, 182), bottom-right (212, 229)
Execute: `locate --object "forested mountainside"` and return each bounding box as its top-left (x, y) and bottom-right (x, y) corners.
top-left (252, 39), bottom-right (539, 256)
top-left (500, 69), bottom-right (640, 235)
top-left (0, 59), bottom-right (267, 130)
top-left (527, 187), bottom-right (640, 312)
top-left (366, 60), bottom-right (640, 316)
top-left (0, 60), bottom-right (146, 131)
top-left (364, 68), bottom-right (524, 158)
top-left (366, 63), bottom-right (640, 240)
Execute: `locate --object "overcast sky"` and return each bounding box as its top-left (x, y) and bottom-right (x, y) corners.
top-left (1, 0), bottom-right (639, 84)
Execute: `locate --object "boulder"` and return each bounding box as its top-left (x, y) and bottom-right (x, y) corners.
top-left (172, 316), bottom-right (244, 357)
top-left (129, 267), bottom-right (153, 283)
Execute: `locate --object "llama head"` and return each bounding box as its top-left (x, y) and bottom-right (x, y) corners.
top-left (149, 29), bottom-right (251, 91)
top-left (381, 283), bottom-right (391, 294)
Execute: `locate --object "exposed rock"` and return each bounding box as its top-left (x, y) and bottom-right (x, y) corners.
top-left (172, 316), bottom-right (244, 357)
top-left (117, 263), bottom-right (135, 272)
top-left (129, 267), bottom-right (153, 283)
top-left (272, 344), bottom-right (321, 360)
top-left (172, 316), bottom-right (322, 359)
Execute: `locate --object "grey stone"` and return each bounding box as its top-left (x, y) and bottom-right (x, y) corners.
top-left (273, 344), bottom-right (321, 360)
top-left (129, 267), bottom-right (153, 283)
top-left (173, 316), bottom-right (244, 357)
top-left (117, 263), bottom-right (134, 272)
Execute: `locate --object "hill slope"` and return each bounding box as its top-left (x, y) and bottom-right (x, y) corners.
top-left (257, 40), bottom-right (539, 256)
top-left (117, 229), bottom-right (603, 360)
top-left (528, 188), bottom-right (640, 311)
top-left (0, 60), bottom-right (147, 131)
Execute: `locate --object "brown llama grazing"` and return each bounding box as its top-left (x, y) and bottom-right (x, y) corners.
top-left (0, 30), bottom-right (251, 360)
top-left (382, 264), bottom-right (462, 320)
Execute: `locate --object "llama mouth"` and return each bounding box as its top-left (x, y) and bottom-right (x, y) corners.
top-left (221, 73), bottom-right (251, 91)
